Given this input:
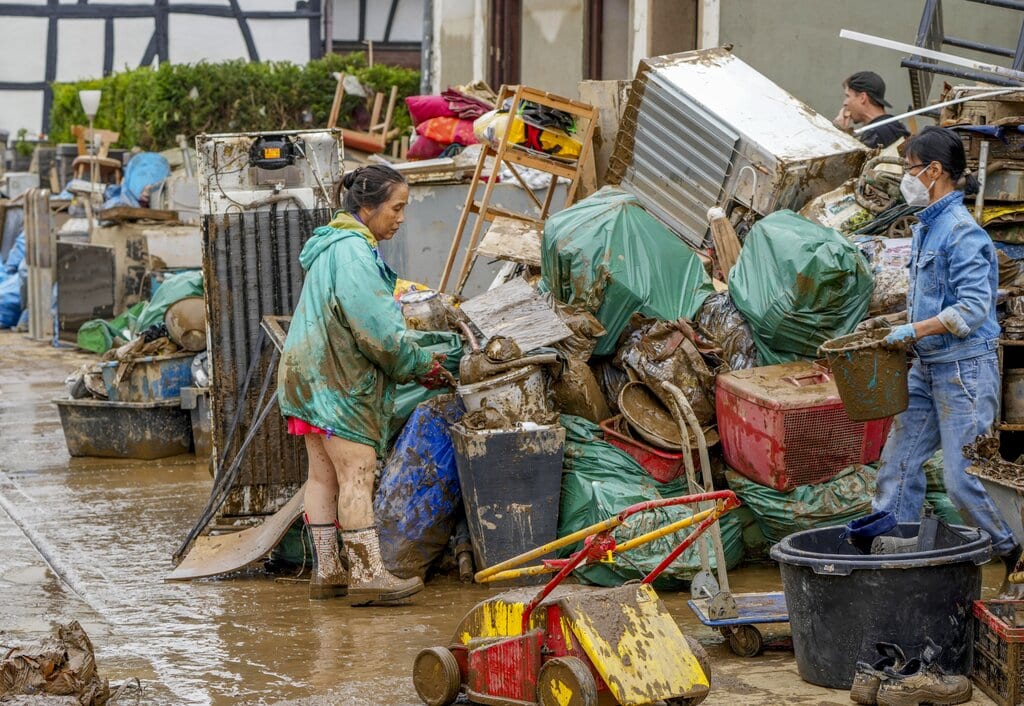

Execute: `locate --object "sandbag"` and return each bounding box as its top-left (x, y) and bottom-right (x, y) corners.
top-left (0, 621), bottom-right (109, 704)
top-left (375, 396), bottom-right (464, 580)
top-left (558, 415), bottom-right (743, 589)
top-left (541, 187), bottom-right (715, 356)
top-left (725, 465), bottom-right (877, 544)
top-left (729, 210), bottom-right (873, 365)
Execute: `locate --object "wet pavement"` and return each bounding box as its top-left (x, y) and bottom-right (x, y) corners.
top-left (0, 331), bottom-right (998, 705)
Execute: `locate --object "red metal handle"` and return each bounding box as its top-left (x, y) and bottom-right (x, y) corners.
top-left (519, 490), bottom-right (740, 631)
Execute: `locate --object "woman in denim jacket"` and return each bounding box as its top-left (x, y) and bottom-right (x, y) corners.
top-left (874, 127), bottom-right (1020, 592)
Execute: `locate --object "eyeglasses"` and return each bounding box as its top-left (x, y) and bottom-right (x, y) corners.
top-left (904, 162), bottom-right (929, 174)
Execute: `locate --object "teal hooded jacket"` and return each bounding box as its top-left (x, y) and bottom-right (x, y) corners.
top-left (277, 212), bottom-right (435, 456)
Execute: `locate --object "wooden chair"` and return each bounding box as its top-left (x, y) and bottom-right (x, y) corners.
top-left (327, 73), bottom-right (400, 154)
top-left (70, 125), bottom-right (123, 184)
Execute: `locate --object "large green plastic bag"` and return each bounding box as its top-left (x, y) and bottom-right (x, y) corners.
top-left (729, 210), bottom-right (873, 365)
top-left (133, 270), bottom-right (204, 333)
top-left (557, 415), bottom-right (743, 589)
top-left (541, 187), bottom-right (715, 356)
top-left (390, 330), bottom-right (463, 442)
top-left (725, 465), bottom-right (877, 544)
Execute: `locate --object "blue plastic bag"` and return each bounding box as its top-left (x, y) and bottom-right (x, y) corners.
top-left (0, 270), bottom-right (21, 327)
top-left (4, 232), bottom-right (25, 275)
top-left (102, 152), bottom-right (170, 208)
top-left (374, 396), bottom-right (464, 580)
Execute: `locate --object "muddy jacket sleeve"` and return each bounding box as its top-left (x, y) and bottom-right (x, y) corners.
top-left (938, 222), bottom-right (994, 338)
top-left (334, 255), bottom-right (434, 384)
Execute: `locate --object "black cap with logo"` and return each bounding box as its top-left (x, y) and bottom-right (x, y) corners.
top-left (845, 71), bottom-right (891, 108)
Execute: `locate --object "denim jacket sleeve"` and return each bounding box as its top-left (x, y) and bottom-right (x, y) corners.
top-left (938, 219), bottom-right (994, 338)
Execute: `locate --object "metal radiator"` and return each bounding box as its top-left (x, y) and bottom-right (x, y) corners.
top-left (203, 206), bottom-right (331, 517)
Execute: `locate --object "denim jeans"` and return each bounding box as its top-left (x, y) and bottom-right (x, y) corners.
top-left (872, 350), bottom-right (1016, 555)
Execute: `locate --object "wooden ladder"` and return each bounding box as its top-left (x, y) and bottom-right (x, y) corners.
top-left (437, 85), bottom-right (597, 295)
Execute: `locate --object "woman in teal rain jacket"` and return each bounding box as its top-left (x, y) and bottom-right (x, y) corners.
top-left (277, 165), bottom-right (454, 604)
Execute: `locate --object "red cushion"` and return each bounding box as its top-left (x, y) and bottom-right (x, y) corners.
top-left (406, 135), bottom-right (446, 160)
top-left (415, 116), bottom-right (477, 146)
top-left (405, 95), bottom-right (456, 125)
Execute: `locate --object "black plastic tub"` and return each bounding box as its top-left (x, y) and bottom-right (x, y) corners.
top-left (54, 397), bottom-right (193, 459)
top-left (770, 523), bottom-right (992, 689)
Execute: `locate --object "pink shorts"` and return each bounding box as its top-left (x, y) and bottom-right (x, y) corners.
top-left (286, 417), bottom-right (332, 437)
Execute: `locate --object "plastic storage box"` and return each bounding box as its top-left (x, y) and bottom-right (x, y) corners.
top-left (100, 352), bottom-right (195, 402)
top-left (54, 398), bottom-right (192, 459)
top-left (716, 361), bottom-right (891, 491)
top-left (973, 599), bottom-right (1024, 706)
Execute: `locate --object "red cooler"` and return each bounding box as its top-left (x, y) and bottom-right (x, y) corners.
top-left (716, 361), bottom-right (891, 491)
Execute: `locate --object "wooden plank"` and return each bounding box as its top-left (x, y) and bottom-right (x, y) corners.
top-left (460, 277), bottom-right (572, 352)
top-left (98, 206), bottom-right (179, 223)
top-left (476, 216), bottom-right (543, 267)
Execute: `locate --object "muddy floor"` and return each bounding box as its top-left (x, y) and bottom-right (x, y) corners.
top-left (0, 331), bottom-right (998, 705)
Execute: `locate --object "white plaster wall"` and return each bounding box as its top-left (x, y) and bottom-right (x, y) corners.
top-left (0, 0), bottom-right (315, 138)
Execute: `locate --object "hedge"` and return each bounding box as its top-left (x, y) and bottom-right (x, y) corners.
top-left (50, 53), bottom-right (420, 151)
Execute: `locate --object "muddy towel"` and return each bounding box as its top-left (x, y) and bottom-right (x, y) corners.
top-left (725, 464), bottom-right (877, 543)
top-left (557, 415), bottom-right (743, 588)
top-left (729, 210), bottom-right (873, 365)
top-left (0, 621), bottom-right (109, 704)
top-left (374, 396), bottom-right (464, 580)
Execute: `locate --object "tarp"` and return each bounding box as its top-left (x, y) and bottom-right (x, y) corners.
top-left (102, 152), bottom-right (171, 209)
top-left (729, 210), bottom-right (873, 365)
top-left (375, 396), bottom-right (464, 580)
top-left (541, 187), bottom-right (715, 356)
top-left (725, 465), bottom-right (877, 544)
top-left (557, 415), bottom-right (743, 589)
top-left (76, 270), bottom-right (202, 353)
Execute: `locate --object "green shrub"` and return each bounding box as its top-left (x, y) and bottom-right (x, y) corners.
top-left (50, 53), bottom-right (420, 151)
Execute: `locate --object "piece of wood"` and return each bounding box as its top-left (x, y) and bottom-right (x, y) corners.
top-left (578, 80), bottom-right (631, 186)
top-left (98, 206), bottom-right (179, 223)
top-left (710, 214), bottom-right (742, 283)
top-left (460, 277), bottom-right (572, 352)
top-left (476, 216), bottom-right (543, 267)
top-left (327, 73), bottom-right (346, 130)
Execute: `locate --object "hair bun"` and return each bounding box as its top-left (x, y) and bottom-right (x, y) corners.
top-left (341, 169), bottom-right (360, 189)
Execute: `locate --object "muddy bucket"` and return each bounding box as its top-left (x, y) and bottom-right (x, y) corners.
top-left (819, 329), bottom-right (907, 421)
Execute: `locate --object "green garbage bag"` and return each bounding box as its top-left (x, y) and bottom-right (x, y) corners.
top-left (923, 451), bottom-right (965, 525)
top-left (729, 210), bottom-right (873, 365)
top-left (557, 415), bottom-right (743, 589)
top-left (133, 270), bottom-right (204, 333)
top-left (390, 330), bottom-right (463, 441)
top-left (541, 187), bottom-right (715, 356)
top-left (76, 301), bottom-right (147, 354)
top-left (725, 465), bottom-right (877, 544)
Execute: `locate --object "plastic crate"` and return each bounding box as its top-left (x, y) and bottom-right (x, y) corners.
top-left (600, 415), bottom-right (685, 483)
top-left (99, 352), bottom-right (195, 402)
top-left (716, 361), bottom-right (891, 491)
top-left (974, 600), bottom-right (1024, 706)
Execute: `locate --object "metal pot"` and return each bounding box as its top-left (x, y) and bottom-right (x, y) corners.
top-left (400, 290), bottom-right (448, 331)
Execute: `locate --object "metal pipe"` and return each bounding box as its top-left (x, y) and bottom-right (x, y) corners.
top-left (976, 140), bottom-right (990, 222)
top-left (840, 29), bottom-right (1024, 83)
top-left (943, 35), bottom-right (1015, 58)
top-left (853, 88), bottom-right (1018, 135)
top-left (899, 58), bottom-right (1022, 89)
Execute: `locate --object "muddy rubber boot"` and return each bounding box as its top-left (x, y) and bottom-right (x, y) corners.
top-left (343, 527), bottom-right (423, 606)
top-left (306, 521), bottom-right (348, 600)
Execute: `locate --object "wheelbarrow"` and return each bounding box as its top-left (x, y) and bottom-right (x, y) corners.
top-left (411, 489), bottom-right (742, 706)
top-left (660, 382), bottom-right (790, 658)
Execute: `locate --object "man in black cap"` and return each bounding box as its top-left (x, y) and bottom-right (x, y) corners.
top-left (833, 71), bottom-right (910, 149)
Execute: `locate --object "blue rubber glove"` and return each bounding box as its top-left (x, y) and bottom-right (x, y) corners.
top-left (884, 323), bottom-right (916, 347)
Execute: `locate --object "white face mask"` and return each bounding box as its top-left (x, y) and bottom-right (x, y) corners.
top-left (900, 171), bottom-right (934, 207)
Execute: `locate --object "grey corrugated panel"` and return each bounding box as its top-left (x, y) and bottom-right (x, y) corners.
top-left (620, 67), bottom-right (738, 248)
top-left (203, 206), bottom-right (330, 517)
